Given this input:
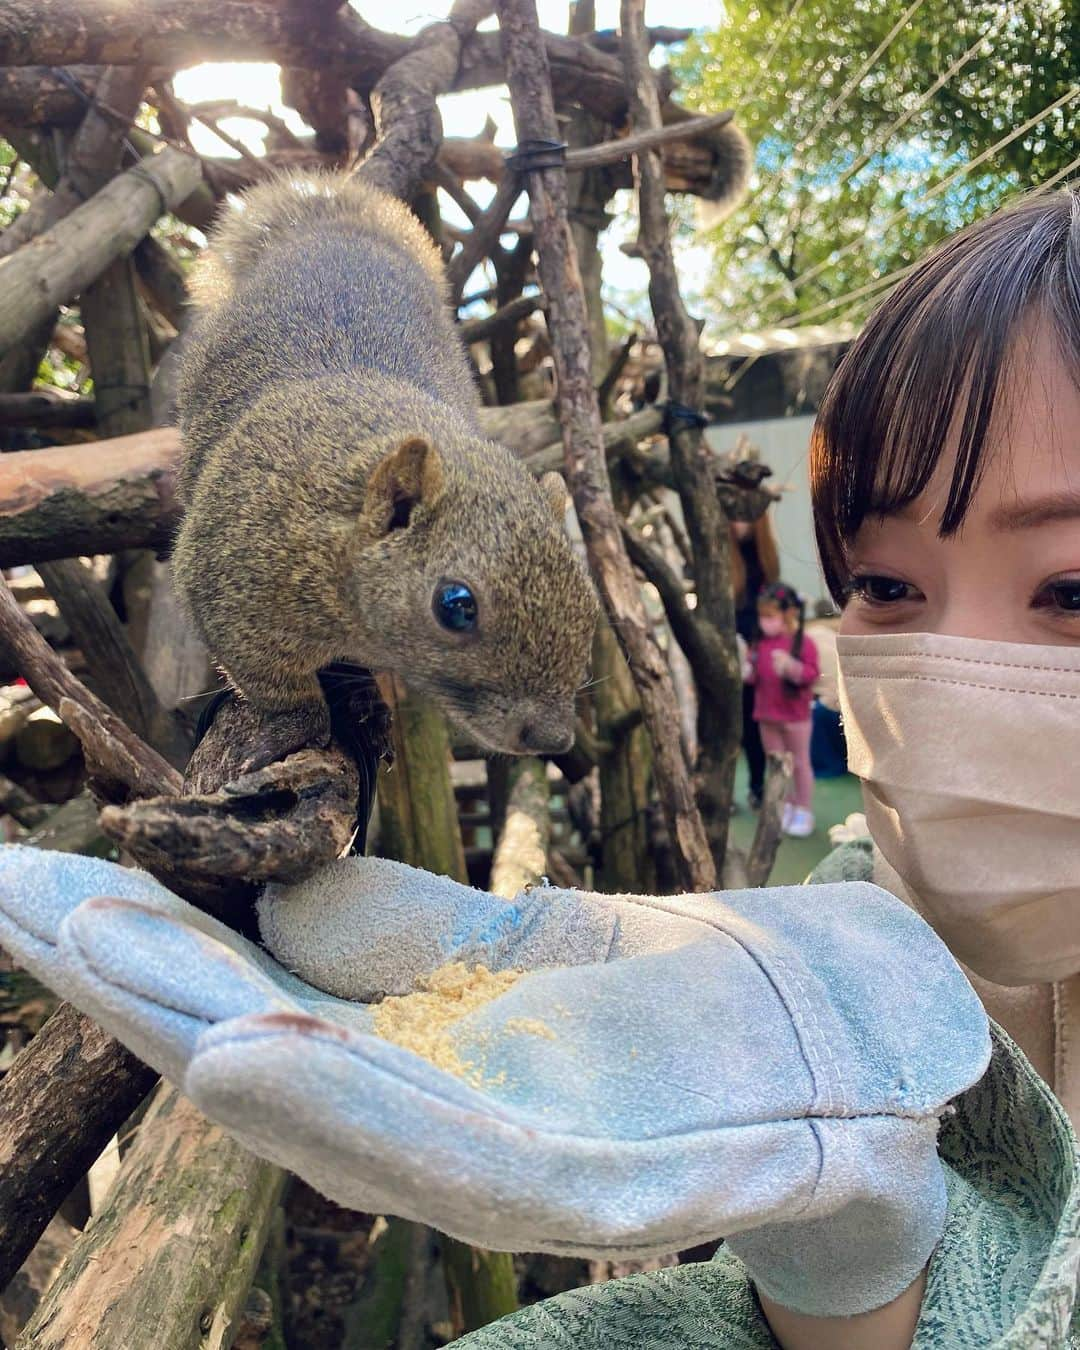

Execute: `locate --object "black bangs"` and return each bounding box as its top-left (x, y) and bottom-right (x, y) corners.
top-left (811, 186), bottom-right (1080, 600)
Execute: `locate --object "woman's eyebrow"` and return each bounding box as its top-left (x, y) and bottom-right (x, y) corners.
top-left (988, 492), bottom-right (1080, 531)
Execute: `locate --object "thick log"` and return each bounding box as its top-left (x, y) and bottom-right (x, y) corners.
top-left (0, 427), bottom-right (180, 567)
top-left (0, 1002), bottom-right (158, 1296)
top-left (0, 5), bottom-right (622, 123)
top-left (0, 1), bottom-right (406, 77)
top-left (499, 0), bottom-right (716, 892)
top-left (0, 409), bottom-right (666, 566)
top-left (0, 392), bottom-right (96, 430)
top-left (0, 66), bottom-right (105, 125)
top-left (15, 1084), bottom-right (284, 1350)
top-left (0, 147), bottom-right (202, 361)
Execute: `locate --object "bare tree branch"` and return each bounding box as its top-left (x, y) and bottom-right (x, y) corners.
top-left (498, 0), bottom-right (715, 892)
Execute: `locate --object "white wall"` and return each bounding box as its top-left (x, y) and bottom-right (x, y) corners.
top-left (707, 414), bottom-right (829, 610)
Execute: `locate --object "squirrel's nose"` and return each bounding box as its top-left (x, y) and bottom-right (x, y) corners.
top-left (518, 721), bottom-right (573, 755)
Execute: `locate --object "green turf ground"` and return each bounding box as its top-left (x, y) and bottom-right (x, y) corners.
top-left (726, 759), bottom-right (864, 886)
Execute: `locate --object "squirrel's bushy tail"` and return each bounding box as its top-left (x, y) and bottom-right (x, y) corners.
top-left (188, 170), bottom-right (447, 310)
top-left (694, 121), bottom-right (754, 231)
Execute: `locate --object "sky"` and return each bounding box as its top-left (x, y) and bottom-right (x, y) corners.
top-left (172, 0), bottom-right (728, 319)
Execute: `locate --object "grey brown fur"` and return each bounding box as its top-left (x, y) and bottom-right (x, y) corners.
top-left (174, 172), bottom-right (598, 758)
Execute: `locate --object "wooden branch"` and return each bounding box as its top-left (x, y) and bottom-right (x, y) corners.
top-left (0, 66), bottom-right (106, 125)
top-left (621, 0), bottom-right (742, 862)
top-left (459, 292), bottom-right (543, 344)
top-left (0, 147), bottom-right (202, 360)
top-left (0, 1), bottom-right (408, 75)
top-left (499, 0), bottom-right (715, 892)
top-left (620, 523), bottom-right (729, 700)
top-left (15, 1084), bottom-right (284, 1350)
top-left (133, 235), bottom-right (189, 333)
top-left (596, 333), bottom-right (635, 411)
top-left (0, 427), bottom-right (181, 568)
top-left (36, 559), bottom-right (190, 767)
top-left (0, 1002), bottom-right (157, 1296)
top-left (183, 98), bottom-right (305, 151)
top-left (0, 391), bottom-right (96, 429)
top-left (101, 745), bottom-right (361, 887)
top-left (589, 25), bottom-right (692, 51)
top-left (0, 1215), bottom-right (77, 1344)
top-left (489, 756), bottom-right (550, 899)
top-left (447, 171), bottom-right (523, 302)
top-left (745, 751), bottom-right (793, 888)
top-left (0, 579), bottom-right (181, 803)
top-left (357, 0), bottom-right (494, 203)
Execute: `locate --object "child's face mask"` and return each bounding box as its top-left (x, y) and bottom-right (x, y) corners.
top-left (838, 631), bottom-right (1080, 987)
top-left (758, 615), bottom-right (784, 637)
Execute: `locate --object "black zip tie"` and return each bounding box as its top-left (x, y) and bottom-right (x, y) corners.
top-left (505, 139), bottom-right (568, 173)
top-left (662, 399), bottom-right (710, 434)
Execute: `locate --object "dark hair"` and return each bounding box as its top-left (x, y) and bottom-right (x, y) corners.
top-left (811, 186), bottom-right (1080, 601)
top-left (757, 581), bottom-right (806, 692)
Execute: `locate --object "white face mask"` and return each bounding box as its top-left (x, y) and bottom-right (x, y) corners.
top-left (837, 631), bottom-right (1080, 987)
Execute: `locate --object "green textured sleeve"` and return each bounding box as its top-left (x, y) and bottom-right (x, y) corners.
top-left (453, 1022), bottom-right (1080, 1348)
top-left (806, 837), bottom-right (874, 886)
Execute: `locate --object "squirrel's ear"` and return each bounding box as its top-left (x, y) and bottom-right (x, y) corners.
top-left (362, 437), bottom-right (445, 534)
top-left (538, 471), bottom-right (568, 523)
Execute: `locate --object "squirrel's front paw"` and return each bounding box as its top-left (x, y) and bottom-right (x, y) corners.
top-left (237, 701), bottom-right (333, 776)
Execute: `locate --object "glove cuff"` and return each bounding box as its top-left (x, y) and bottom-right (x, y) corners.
top-left (726, 1113), bottom-right (946, 1317)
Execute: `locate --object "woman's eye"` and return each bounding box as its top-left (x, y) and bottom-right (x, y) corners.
top-left (1033, 577), bottom-right (1080, 615)
top-left (848, 574), bottom-right (919, 605)
top-left (433, 581), bottom-right (478, 632)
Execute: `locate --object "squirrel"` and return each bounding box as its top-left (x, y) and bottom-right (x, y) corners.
top-left (173, 171), bottom-right (598, 767)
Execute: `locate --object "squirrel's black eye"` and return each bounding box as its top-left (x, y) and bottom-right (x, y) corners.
top-left (434, 581), bottom-right (478, 632)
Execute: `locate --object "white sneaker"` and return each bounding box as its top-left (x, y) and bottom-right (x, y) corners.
top-left (785, 807), bottom-right (815, 838)
top-left (781, 802), bottom-right (795, 832)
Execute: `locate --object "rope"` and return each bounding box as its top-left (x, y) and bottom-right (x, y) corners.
top-left (755, 0), bottom-right (927, 202)
top-left (728, 6), bottom-right (1013, 286)
top-left (721, 154), bottom-right (1080, 395)
top-left (751, 85), bottom-right (1079, 313)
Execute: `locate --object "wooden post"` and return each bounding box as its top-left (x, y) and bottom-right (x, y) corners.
top-left (14, 1086), bottom-right (284, 1350)
top-left (374, 674), bottom-right (520, 1336)
top-left (619, 0), bottom-right (742, 868)
top-left (0, 1004), bottom-right (157, 1297)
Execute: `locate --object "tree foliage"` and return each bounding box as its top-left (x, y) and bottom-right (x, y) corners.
top-left (673, 0), bottom-right (1079, 332)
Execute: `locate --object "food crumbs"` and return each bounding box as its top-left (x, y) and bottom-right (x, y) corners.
top-left (503, 1016), bottom-right (557, 1040)
top-left (373, 962), bottom-right (525, 1086)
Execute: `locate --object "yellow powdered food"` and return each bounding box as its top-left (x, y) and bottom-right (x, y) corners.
top-left (373, 962), bottom-right (527, 1086)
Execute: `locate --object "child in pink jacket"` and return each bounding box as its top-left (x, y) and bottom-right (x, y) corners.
top-left (744, 582), bottom-right (820, 837)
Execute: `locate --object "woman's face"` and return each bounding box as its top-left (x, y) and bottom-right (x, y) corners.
top-left (840, 326), bottom-right (1080, 646)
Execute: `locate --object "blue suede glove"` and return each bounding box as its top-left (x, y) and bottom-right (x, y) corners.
top-left (0, 846), bottom-right (990, 1317)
